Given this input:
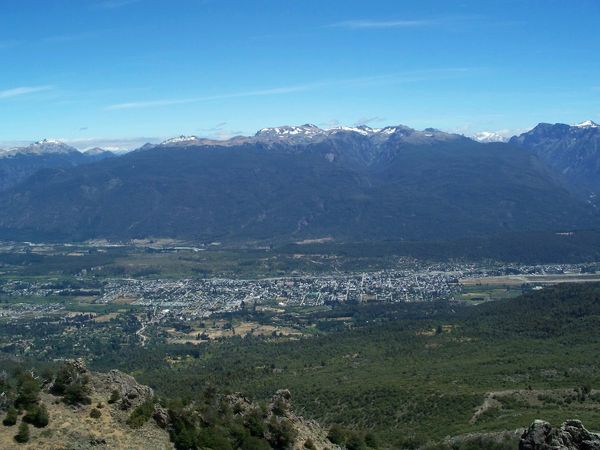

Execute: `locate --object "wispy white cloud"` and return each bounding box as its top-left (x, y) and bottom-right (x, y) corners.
top-left (0, 85), bottom-right (53, 99)
top-left (327, 15), bottom-right (486, 30)
top-left (106, 85), bottom-right (315, 110)
top-left (106, 69), bottom-right (475, 111)
top-left (328, 19), bottom-right (435, 29)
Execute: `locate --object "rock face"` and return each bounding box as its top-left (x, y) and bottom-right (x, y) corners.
top-left (224, 389), bottom-right (340, 450)
top-left (519, 419), bottom-right (600, 450)
top-left (92, 369), bottom-right (154, 412)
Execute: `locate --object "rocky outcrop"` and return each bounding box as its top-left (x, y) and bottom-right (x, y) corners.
top-left (519, 419), bottom-right (600, 450)
top-left (0, 360), bottom-right (173, 450)
top-left (224, 389), bottom-right (340, 450)
top-left (2, 360), bottom-right (338, 450)
top-left (93, 369), bottom-right (154, 412)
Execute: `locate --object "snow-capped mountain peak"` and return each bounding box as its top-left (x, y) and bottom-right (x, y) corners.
top-left (574, 120), bottom-right (600, 129)
top-left (12, 139), bottom-right (80, 155)
top-left (472, 131), bottom-right (509, 143)
top-left (256, 124), bottom-right (323, 137)
top-left (161, 135), bottom-right (201, 145)
top-left (35, 138), bottom-right (63, 145)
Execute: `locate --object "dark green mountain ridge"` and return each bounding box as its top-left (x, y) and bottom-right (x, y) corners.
top-left (0, 125), bottom-right (594, 242)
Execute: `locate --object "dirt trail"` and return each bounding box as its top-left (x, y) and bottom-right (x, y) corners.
top-left (470, 390), bottom-right (517, 424)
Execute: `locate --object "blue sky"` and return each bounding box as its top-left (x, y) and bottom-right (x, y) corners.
top-left (1, 0), bottom-right (599, 149)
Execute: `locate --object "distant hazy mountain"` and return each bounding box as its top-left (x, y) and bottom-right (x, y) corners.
top-left (0, 140), bottom-right (114, 191)
top-left (0, 125), bottom-right (593, 243)
top-left (83, 147), bottom-right (116, 162)
top-left (510, 120), bottom-right (600, 196)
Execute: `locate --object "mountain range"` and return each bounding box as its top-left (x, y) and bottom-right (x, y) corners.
top-left (0, 140), bottom-right (114, 192)
top-left (0, 121), bottom-right (598, 243)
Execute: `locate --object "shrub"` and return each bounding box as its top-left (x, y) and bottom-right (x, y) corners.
top-left (245, 407), bottom-right (266, 437)
top-left (23, 403), bottom-right (49, 428)
top-left (240, 435), bottom-right (271, 450)
top-left (15, 376), bottom-right (41, 410)
top-left (268, 417), bottom-right (297, 449)
top-left (50, 365), bottom-right (72, 396)
top-left (328, 425), bottom-right (348, 445)
top-left (196, 426), bottom-right (233, 450)
top-left (108, 389), bottom-right (120, 404)
top-left (3, 406), bottom-right (18, 426)
top-left (126, 399), bottom-right (154, 428)
top-left (271, 398), bottom-right (288, 417)
top-left (168, 413), bottom-right (198, 450)
top-left (14, 422), bottom-right (30, 444)
top-left (347, 432), bottom-right (367, 450)
top-left (90, 408), bottom-right (102, 419)
top-left (51, 364), bottom-right (92, 405)
top-left (63, 380), bottom-right (92, 405)
top-left (40, 368), bottom-right (54, 385)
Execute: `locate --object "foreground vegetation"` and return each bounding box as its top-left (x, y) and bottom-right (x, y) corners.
top-left (3, 282), bottom-right (600, 448)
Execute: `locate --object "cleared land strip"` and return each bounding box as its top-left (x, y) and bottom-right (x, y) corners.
top-left (461, 273), bottom-right (600, 286)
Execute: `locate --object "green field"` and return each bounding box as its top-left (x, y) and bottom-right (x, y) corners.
top-left (458, 284), bottom-right (523, 303)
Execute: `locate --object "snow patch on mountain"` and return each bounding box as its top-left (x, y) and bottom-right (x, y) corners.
top-left (330, 125), bottom-right (380, 136)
